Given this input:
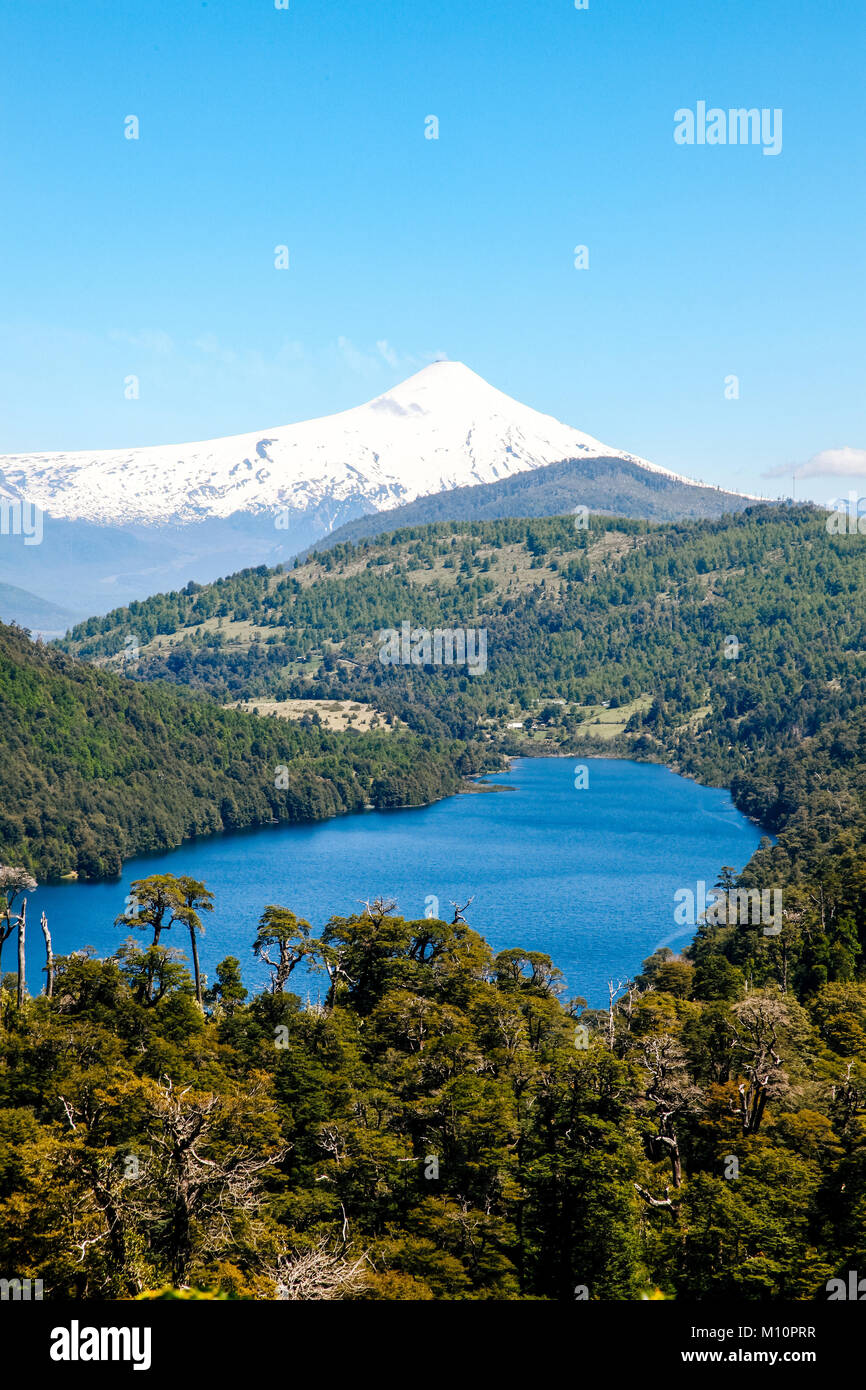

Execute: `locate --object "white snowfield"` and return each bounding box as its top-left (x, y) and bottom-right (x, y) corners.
top-left (0, 361), bottom-right (723, 527)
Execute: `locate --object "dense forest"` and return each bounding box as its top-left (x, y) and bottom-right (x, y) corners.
top-left (2, 502), bottom-right (864, 1300)
top-left (0, 621), bottom-right (483, 879)
top-left (0, 875), bottom-right (863, 1300)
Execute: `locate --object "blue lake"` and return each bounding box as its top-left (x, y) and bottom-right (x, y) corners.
top-left (17, 757), bottom-right (765, 1008)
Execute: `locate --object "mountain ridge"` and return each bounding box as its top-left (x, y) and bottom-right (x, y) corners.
top-left (0, 361), bottom-right (747, 527)
top-left (296, 452), bottom-right (760, 559)
top-left (0, 580), bottom-right (80, 635)
top-left (1, 362), bottom-right (759, 616)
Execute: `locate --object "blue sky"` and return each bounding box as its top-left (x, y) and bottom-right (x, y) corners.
top-left (0, 0), bottom-right (863, 501)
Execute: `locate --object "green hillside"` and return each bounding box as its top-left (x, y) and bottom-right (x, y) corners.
top-left (6, 503), bottom-right (866, 1304)
top-left (57, 503), bottom-right (866, 956)
top-left (294, 452), bottom-right (758, 559)
top-left (0, 622), bottom-right (481, 879)
top-left (61, 505), bottom-right (861, 799)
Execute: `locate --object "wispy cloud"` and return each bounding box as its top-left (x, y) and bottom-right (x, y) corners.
top-left (336, 335), bottom-right (380, 375)
top-left (336, 336), bottom-right (443, 378)
top-left (376, 339), bottom-right (399, 368)
top-left (112, 328), bottom-right (435, 389)
top-left (109, 328), bottom-right (175, 356)
top-left (765, 446), bottom-right (866, 479)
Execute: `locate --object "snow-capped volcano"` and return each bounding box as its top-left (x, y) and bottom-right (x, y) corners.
top-left (0, 361), bottom-right (697, 527)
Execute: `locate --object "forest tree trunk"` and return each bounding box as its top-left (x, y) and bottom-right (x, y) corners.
top-left (41, 911), bottom-right (54, 998)
top-left (190, 928), bottom-right (203, 1009)
top-left (17, 898), bottom-right (26, 1008)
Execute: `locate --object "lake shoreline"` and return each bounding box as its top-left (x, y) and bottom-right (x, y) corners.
top-left (21, 756), bottom-right (767, 1008)
top-left (498, 745), bottom-right (773, 838)
top-left (34, 746), bottom-right (769, 887)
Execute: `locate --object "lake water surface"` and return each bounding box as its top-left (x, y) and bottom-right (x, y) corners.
top-left (18, 757), bottom-right (765, 1007)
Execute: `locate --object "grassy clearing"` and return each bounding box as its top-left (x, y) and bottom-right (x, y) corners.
top-left (575, 695), bottom-right (653, 741)
top-left (227, 698), bottom-right (400, 732)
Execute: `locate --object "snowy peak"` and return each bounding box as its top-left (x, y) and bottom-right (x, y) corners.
top-left (362, 360), bottom-right (648, 474)
top-left (0, 362), bottom-right (703, 527)
top-left (369, 360), bottom-right (519, 416)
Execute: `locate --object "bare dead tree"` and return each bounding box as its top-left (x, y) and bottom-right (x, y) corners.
top-left (638, 1034), bottom-right (700, 1188)
top-left (450, 896), bottom-right (475, 925)
top-left (58, 1093), bottom-right (146, 1295)
top-left (726, 996), bottom-right (790, 1134)
top-left (145, 1075), bottom-right (290, 1285)
top-left (16, 896), bottom-right (26, 1008)
top-left (634, 1182), bottom-right (679, 1214)
top-left (266, 1239), bottom-right (371, 1300)
top-left (359, 896), bottom-right (398, 924)
top-left (0, 866), bottom-right (36, 1024)
top-left (488, 996), bottom-right (527, 1060)
top-left (830, 1060), bottom-right (864, 1127)
top-left (318, 948), bottom-right (352, 1005)
top-left (41, 911), bottom-right (54, 998)
top-left (607, 977), bottom-right (628, 1049)
top-left (622, 979), bottom-right (647, 1029)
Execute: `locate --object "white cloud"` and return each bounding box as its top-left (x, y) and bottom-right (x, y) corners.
top-left (765, 446), bottom-right (866, 479)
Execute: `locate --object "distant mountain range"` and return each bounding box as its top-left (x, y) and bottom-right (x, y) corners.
top-left (0, 361), bottom-right (760, 620)
top-left (0, 581), bottom-right (79, 637)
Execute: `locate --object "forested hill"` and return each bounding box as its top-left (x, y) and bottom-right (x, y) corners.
top-left (60, 503), bottom-right (866, 886)
top-left (292, 452), bottom-right (758, 558)
top-left (9, 505), bottom-right (866, 1302)
top-left (0, 622), bottom-right (476, 879)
